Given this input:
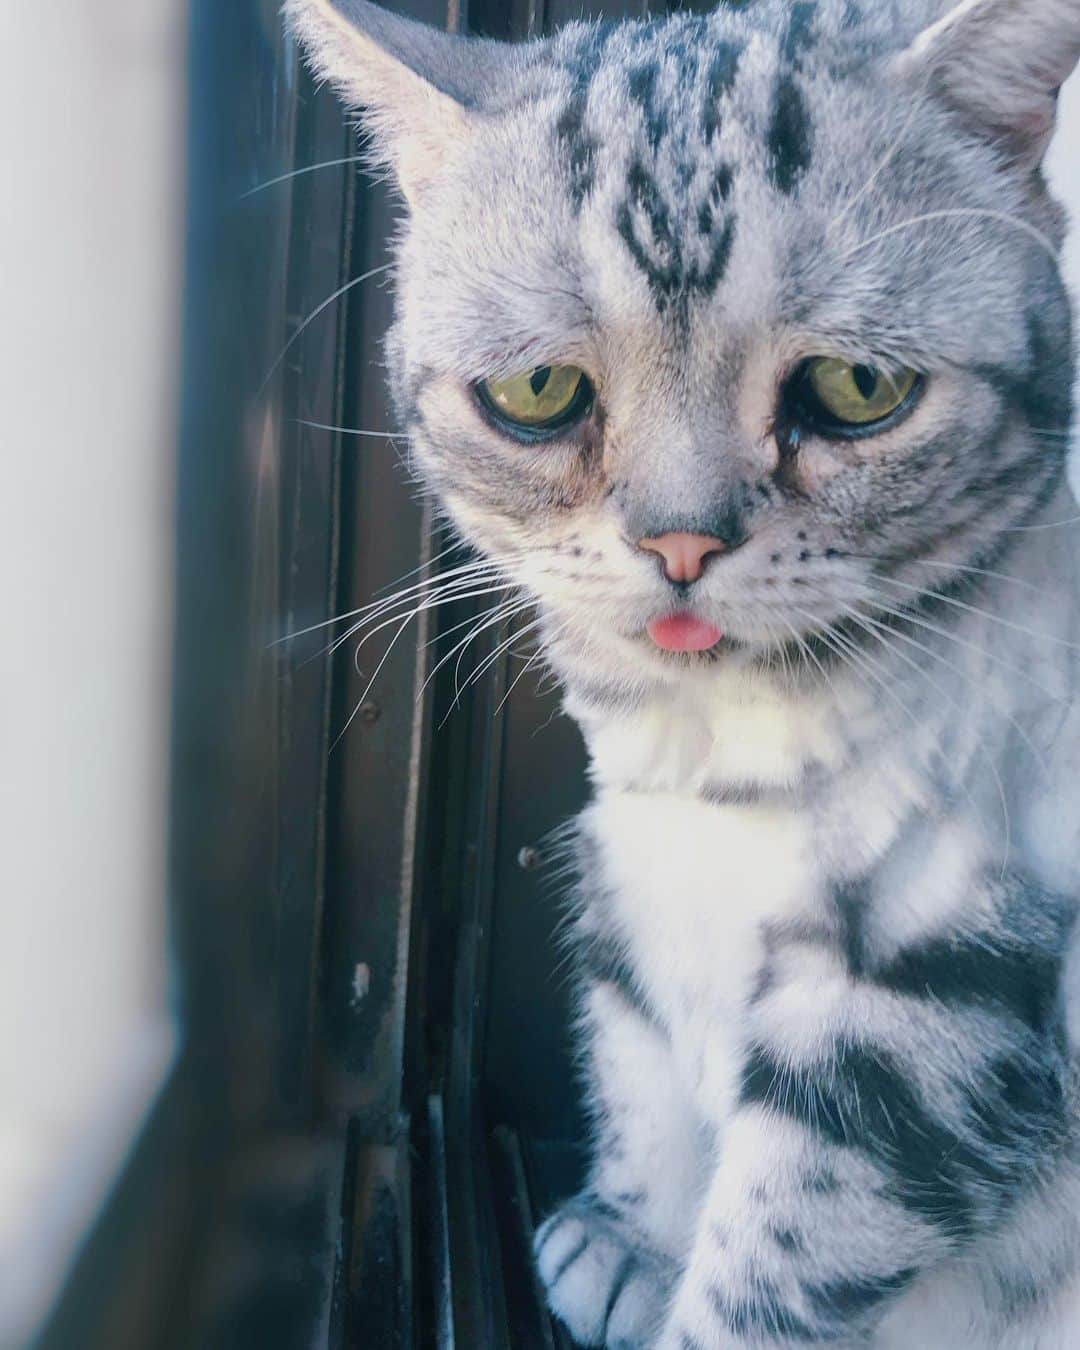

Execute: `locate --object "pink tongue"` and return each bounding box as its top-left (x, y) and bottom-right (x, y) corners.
top-left (647, 614), bottom-right (724, 652)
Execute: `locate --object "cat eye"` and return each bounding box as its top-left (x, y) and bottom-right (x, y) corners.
top-left (790, 358), bottom-right (921, 437)
top-left (475, 364), bottom-right (594, 441)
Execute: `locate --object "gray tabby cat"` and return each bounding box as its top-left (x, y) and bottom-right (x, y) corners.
top-left (288, 0), bottom-right (1080, 1344)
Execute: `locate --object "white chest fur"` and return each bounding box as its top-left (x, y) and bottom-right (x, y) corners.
top-left (584, 788), bottom-right (818, 1120)
top-left (573, 671), bottom-right (934, 1121)
top-left (573, 667), bottom-right (850, 798)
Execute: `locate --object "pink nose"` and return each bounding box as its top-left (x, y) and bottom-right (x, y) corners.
top-left (638, 532), bottom-right (727, 583)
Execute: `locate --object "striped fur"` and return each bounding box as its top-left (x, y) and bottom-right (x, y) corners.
top-left (288, 0), bottom-right (1080, 1344)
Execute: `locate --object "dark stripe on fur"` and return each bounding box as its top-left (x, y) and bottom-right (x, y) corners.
top-left (554, 25), bottom-right (617, 209)
top-left (710, 1279), bottom-right (820, 1341)
top-left (696, 215), bottom-right (737, 294)
top-left (628, 61), bottom-right (667, 152)
top-left (579, 937), bottom-right (659, 1026)
top-left (602, 1255), bottom-right (638, 1339)
top-left (547, 1230), bottom-right (589, 1286)
top-left (876, 929), bottom-right (1063, 1034)
top-left (702, 43), bottom-right (741, 141)
top-left (701, 779), bottom-right (767, 806)
top-left (767, 75), bottom-right (813, 195)
top-left (803, 1266), bottom-right (918, 1331)
top-left (833, 877), bottom-right (870, 977)
top-left (618, 160), bottom-right (682, 301)
top-left (740, 1034), bottom-right (1068, 1237)
top-left (617, 160), bottom-right (737, 304)
top-left (782, 2), bottom-right (818, 65)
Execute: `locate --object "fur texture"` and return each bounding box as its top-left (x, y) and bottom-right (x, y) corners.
top-left (288, 1), bottom-right (1080, 1345)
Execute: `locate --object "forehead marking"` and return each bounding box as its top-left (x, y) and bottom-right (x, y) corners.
top-left (557, 91), bottom-right (597, 208)
top-left (555, 25), bottom-right (618, 210)
top-left (782, 1), bottom-right (818, 66)
top-left (617, 161), bottom-right (682, 302)
top-left (767, 73), bottom-right (813, 196)
top-left (616, 159), bottom-right (737, 308)
top-left (610, 27), bottom-right (745, 309)
top-left (702, 42), bottom-right (741, 142)
top-left (628, 61), bottom-right (667, 153)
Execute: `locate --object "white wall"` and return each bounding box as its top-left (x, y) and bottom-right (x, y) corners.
top-left (0, 3), bottom-right (185, 1342)
top-left (1047, 71), bottom-right (1080, 496)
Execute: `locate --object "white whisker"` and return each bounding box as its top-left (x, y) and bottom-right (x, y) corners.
top-left (840, 601), bottom-right (1048, 780)
top-left (272, 556), bottom-right (505, 647)
top-left (874, 574), bottom-right (1080, 651)
top-left (832, 602), bottom-right (1013, 874)
top-left (841, 208), bottom-right (1059, 266)
top-left (259, 263), bottom-right (392, 395)
top-left (236, 154), bottom-right (367, 201)
top-left (293, 418), bottom-right (414, 439)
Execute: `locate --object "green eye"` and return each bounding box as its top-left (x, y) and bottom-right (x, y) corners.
top-left (476, 364), bottom-right (593, 438)
top-left (798, 358), bottom-right (920, 434)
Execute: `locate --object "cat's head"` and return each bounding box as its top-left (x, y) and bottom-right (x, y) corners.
top-left (287, 0), bottom-right (1079, 695)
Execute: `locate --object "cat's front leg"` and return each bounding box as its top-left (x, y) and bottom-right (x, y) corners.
top-left (535, 975), bottom-right (705, 1347)
top-left (655, 919), bottom-right (1070, 1350)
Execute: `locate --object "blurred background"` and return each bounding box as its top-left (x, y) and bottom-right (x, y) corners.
top-left (1, 3), bottom-right (1078, 1349)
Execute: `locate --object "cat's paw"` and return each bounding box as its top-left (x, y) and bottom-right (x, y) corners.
top-left (534, 1196), bottom-right (677, 1348)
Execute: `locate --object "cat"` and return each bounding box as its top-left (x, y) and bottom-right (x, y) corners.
top-left (287, 1), bottom-right (1080, 1345)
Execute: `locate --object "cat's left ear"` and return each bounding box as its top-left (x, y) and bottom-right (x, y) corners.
top-left (284, 0), bottom-right (512, 205)
top-left (895, 0), bottom-right (1080, 170)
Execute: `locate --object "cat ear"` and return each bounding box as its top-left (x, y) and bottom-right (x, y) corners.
top-left (284, 0), bottom-right (504, 204)
top-left (895, 0), bottom-right (1080, 170)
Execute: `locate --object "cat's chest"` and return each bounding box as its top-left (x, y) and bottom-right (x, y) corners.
top-left (586, 788), bottom-right (819, 1008)
top-left (584, 787), bottom-right (818, 1118)
top-left (574, 688), bottom-right (908, 1113)
top-left (576, 689), bottom-right (844, 975)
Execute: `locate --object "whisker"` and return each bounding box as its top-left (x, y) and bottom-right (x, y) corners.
top-left (499, 618), bottom-right (577, 723)
top-left (792, 606), bottom-right (923, 742)
top-left (833, 602), bottom-right (1013, 874)
top-left (796, 609), bottom-right (1001, 850)
top-left (343, 580), bottom-right (519, 668)
top-left (235, 153), bottom-right (368, 201)
top-left (338, 590), bottom-right (532, 746)
top-left (315, 569), bottom-right (506, 659)
top-left (828, 92), bottom-right (927, 236)
top-left (854, 555), bottom-right (1046, 595)
top-left (873, 575), bottom-right (1080, 651)
top-left (421, 596), bottom-right (519, 655)
top-left (420, 597), bottom-right (531, 703)
top-left (787, 572), bottom-right (1064, 707)
top-left (374, 538), bottom-right (470, 598)
top-left (464, 611), bottom-right (548, 699)
top-left (292, 418), bottom-right (415, 439)
top-left (437, 603), bottom-right (536, 725)
top-left (332, 612), bottom-right (413, 753)
top-left (259, 262), bottom-right (392, 394)
top-left (496, 622), bottom-right (570, 716)
top-left (272, 555), bottom-right (505, 646)
top-left (453, 608), bottom-right (536, 703)
top-left (839, 601), bottom-right (1048, 780)
top-left (778, 615), bottom-right (842, 706)
top-left (998, 514), bottom-right (1080, 534)
top-left (845, 586), bottom-right (1064, 706)
top-left (841, 208), bottom-right (1059, 266)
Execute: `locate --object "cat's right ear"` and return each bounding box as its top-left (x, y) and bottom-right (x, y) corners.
top-left (284, 0), bottom-right (507, 206)
top-left (894, 0), bottom-right (1080, 171)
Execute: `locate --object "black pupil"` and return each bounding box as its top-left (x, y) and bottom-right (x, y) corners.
top-left (529, 366), bottom-right (552, 397)
top-left (852, 364), bottom-right (878, 400)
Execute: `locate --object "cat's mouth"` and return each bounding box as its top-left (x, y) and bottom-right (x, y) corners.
top-left (645, 613), bottom-right (724, 654)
